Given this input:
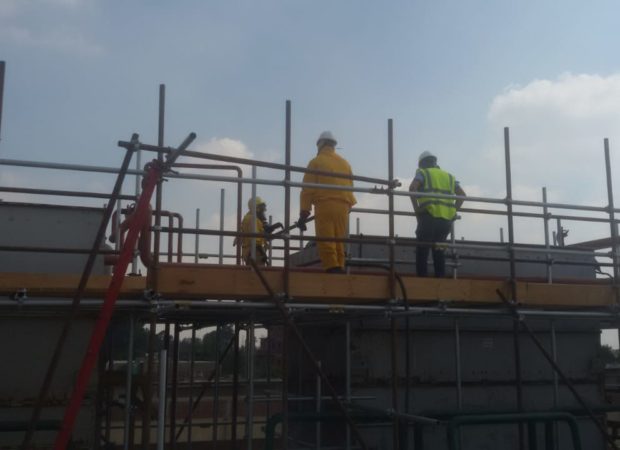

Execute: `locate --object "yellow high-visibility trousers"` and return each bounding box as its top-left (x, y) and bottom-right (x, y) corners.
top-left (314, 199), bottom-right (350, 270)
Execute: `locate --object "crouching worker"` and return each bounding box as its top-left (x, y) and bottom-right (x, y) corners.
top-left (238, 196), bottom-right (282, 266)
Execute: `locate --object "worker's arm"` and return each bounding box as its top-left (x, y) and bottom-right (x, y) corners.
top-left (455, 184), bottom-right (466, 211)
top-left (300, 160), bottom-right (318, 214)
top-left (409, 178), bottom-right (422, 213)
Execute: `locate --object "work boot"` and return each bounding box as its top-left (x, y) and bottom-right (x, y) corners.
top-left (326, 267), bottom-right (345, 274)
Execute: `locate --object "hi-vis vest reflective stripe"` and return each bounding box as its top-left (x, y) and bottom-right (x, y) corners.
top-left (417, 167), bottom-right (457, 220)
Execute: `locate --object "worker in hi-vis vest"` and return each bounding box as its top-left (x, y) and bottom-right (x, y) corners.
top-left (298, 131), bottom-right (356, 273)
top-left (238, 197), bottom-right (282, 265)
top-left (409, 151), bottom-right (466, 277)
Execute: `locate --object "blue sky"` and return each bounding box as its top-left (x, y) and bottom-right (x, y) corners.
top-left (2, 0), bottom-right (620, 247)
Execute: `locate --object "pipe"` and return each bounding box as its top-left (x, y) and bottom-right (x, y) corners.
top-left (213, 325), bottom-right (221, 448)
top-left (187, 326), bottom-right (196, 449)
top-left (246, 320), bottom-right (255, 450)
top-left (3, 298), bottom-right (620, 319)
top-left (251, 168), bottom-right (257, 262)
top-left (604, 139), bottom-right (619, 281)
top-left (219, 188), bottom-right (225, 264)
top-left (283, 99), bottom-right (292, 449)
top-left (387, 118), bottom-right (400, 450)
top-left (0, 61), bottom-right (4, 141)
top-left (346, 321), bottom-right (352, 450)
top-left (133, 148), bottom-right (142, 273)
top-left (550, 320), bottom-right (559, 450)
top-left (173, 163), bottom-right (243, 264)
top-left (454, 319), bottom-right (462, 411)
top-left (231, 322), bottom-right (240, 444)
top-left (3, 152), bottom-right (618, 217)
top-left (543, 187), bottom-right (552, 284)
top-left (0, 186), bottom-right (136, 201)
top-left (157, 349), bottom-right (167, 450)
top-left (503, 128), bottom-right (524, 450)
top-left (142, 314), bottom-right (157, 450)
top-left (258, 201), bottom-right (620, 226)
top-left (316, 361), bottom-right (322, 450)
top-left (168, 215), bottom-right (174, 263)
top-left (169, 323), bottom-right (180, 449)
top-left (194, 209), bottom-right (200, 263)
top-left (118, 140), bottom-right (392, 187)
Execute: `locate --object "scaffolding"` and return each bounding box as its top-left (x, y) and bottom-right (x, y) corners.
top-left (0, 88), bottom-right (620, 450)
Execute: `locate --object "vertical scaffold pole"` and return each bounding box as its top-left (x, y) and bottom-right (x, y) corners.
top-left (157, 349), bottom-right (168, 450)
top-left (214, 325), bottom-right (221, 448)
top-left (220, 188), bottom-right (226, 264)
top-left (0, 61), bottom-right (5, 141)
top-left (246, 320), bottom-right (256, 450)
top-left (604, 139), bottom-right (619, 280)
top-left (231, 322), bottom-right (240, 444)
top-left (195, 208), bottom-right (200, 263)
top-left (542, 187), bottom-right (552, 284)
top-left (504, 127), bottom-right (524, 450)
top-left (143, 84), bottom-right (166, 450)
top-left (282, 99), bottom-right (292, 449)
top-left (123, 315), bottom-right (135, 450)
top-left (251, 168), bottom-right (257, 261)
top-left (346, 321), bottom-right (352, 450)
top-left (603, 139), bottom-right (620, 364)
top-left (387, 118), bottom-right (400, 450)
top-left (169, 323), bottom-right (180, 449)
top-left (188, 325), bottom-right (196, 449)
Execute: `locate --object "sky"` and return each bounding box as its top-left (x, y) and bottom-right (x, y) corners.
top-left (1, 1), bottom-right (620, 340)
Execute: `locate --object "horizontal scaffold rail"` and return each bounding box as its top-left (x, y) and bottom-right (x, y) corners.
top-left (0, 265), bottom-right (615, 307)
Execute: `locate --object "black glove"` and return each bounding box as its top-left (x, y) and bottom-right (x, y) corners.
top-left (297, 210), bottom-right (310, 232)
top-left (264, 222), bottom-right (283, 234)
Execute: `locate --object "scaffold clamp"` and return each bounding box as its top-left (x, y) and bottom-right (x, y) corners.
top-left (11, 288), bottom-right (27, 303)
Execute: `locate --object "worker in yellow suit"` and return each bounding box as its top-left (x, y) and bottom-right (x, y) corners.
top-left (298, 131), bottom-right (356, 273)
top-left (239, 197), bottom-right (282, 265)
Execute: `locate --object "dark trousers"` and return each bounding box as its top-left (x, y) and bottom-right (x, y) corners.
top-left (415, 213), bottom-right (452, 277)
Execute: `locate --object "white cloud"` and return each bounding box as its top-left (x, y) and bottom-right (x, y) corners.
top-left (487, 73), bottom-right (620, 202)
top-left (194, 137), bottom-right (254, 160)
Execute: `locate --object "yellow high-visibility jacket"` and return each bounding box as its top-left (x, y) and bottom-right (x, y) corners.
top-left (300, 146), bottom-right (357, 211)
top-left (240, 212), bottom-right (266, 257)
top-left (416, 167), bottom-right (457, 220)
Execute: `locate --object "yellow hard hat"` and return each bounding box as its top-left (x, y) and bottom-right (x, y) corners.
top-left (248, 196), bottom-right (266, 210)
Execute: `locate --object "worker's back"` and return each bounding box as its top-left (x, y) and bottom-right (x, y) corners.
top-left (301, 146), bottom-right (356, 207)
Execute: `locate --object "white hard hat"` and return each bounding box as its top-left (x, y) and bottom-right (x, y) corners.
top-left (248, 196), bottom-right (266, 210)
top-left (418, 151), bottom-right (436, 162)
top-left (316, 131), bottom-right (337, 147)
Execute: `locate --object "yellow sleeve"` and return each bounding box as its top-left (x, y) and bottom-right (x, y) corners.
top-left (300, 159), bottom-right (318, 211)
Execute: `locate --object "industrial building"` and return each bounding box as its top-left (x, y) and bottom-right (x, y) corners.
top-left (1, 66), bottom-right (620, 449)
